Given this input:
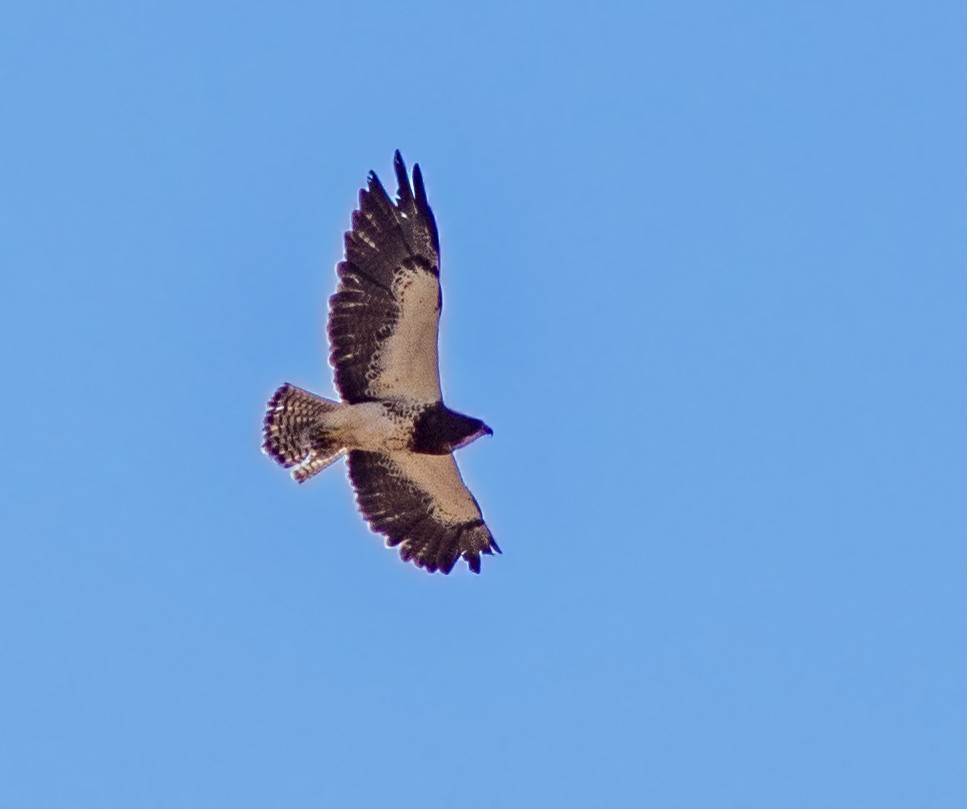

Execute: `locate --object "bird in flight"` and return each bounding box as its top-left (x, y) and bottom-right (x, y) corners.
top-left (262, 151), bottom-right (499, 574)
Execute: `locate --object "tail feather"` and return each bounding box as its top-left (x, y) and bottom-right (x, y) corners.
top-left (262, 384), bottom-right (346, 483)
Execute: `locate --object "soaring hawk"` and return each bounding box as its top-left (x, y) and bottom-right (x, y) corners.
top-left (262, 152), bottom-right (498, 574)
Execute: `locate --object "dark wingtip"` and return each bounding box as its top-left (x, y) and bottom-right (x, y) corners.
top-left (438, 544), bottom-right (460, 575)
top-left (413, 162), bottom-right (426, 200)
top-left (410, 159), bottom-right (439, 253)
top-left (365, 169), bottom-right (391, 208)
top-left (393, 150), bottom-right (413, 203)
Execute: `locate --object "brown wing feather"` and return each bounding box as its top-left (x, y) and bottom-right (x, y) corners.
top-left (347, 450), bottom-right (500, 574)
top-left (328, 152), bottom-right (443, 404)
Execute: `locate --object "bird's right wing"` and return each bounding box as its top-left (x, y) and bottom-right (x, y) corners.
top-left (328, 151), bottom-right (443, 405)
top-left (347, 450), bottom-right (500, 574)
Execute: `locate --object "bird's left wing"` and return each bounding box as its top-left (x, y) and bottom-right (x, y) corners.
top-left (347, 450), bottom-right (500, 574)
top-left (328, 151), bottom-right (443, 405)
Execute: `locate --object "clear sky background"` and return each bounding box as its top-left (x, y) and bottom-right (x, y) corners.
top-left (1, 2), bottom-right (965, 807)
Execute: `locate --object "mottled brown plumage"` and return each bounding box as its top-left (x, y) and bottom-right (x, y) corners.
top-left (261, 152), bottom-right (498, 574)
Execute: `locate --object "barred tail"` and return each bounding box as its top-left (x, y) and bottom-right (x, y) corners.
top-left (261, 384), bottom-right (346, 483)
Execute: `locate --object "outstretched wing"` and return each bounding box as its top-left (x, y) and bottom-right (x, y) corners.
top-left (347, 450), bottom-right (500, 574)
top-left (328, 151), bottom-right (443, 405)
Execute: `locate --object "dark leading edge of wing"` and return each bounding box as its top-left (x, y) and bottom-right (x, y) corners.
top-left (347, 450), bottom-right (501, 574)
top-left (328, 151), bottom-right (442, 404)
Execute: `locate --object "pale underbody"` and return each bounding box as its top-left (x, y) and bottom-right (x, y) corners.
top-left (321, 399), bottom-right (420, 452)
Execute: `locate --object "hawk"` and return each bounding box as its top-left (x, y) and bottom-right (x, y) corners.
top-left (262, 151), bottom-right (499, 574)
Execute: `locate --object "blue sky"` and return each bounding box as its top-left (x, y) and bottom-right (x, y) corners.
top-left (2, 2), bottom-right (965, 806)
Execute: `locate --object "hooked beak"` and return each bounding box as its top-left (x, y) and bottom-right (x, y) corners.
top-left (454, 423), bottom-right (493, 450)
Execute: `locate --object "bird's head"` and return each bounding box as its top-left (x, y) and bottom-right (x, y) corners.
top-left (412, 405), bottom-right (493, 454)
